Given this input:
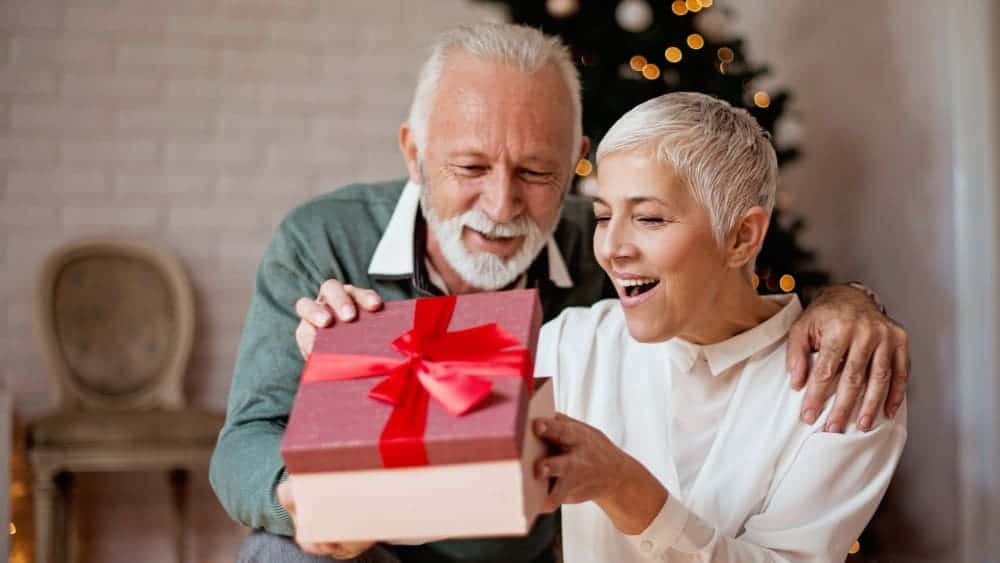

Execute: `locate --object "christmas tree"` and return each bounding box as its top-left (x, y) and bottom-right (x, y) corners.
top-left (475, 0), bottom-right (829, 300)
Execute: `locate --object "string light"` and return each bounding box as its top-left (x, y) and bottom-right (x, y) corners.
top-left (686, 0), bottom-right (702, 12)
top-left (702, 0), bottom-right (713, 6)
top-left (671, 0), bottom-right (688, 16)
top-left (9, 522), bottom-right (15, 535)
top-left (575, 158), bottom-right (593, 176)
top-left (718, 61), bottom-right (727, 74)
top-left (642, 63), bottom-right (661, 80)
top-left (752, 273), bottom-right (760, 290)
top-left (717, 47), bottom-right (734, 63)
top-left (753, 91), bottom-right (771, 108)
top-left (779, 275), bottom-right (796, 293)
top-left (664, 47), bottom-right (683, 63)
top-left (849, 541), bottom-right (861, 554)
top-left (629, 55), bottom-right (647, 71)
top-left (686, 33), bottom-right (705, 50)
top-left (10, 480), bottom-right (27, 498)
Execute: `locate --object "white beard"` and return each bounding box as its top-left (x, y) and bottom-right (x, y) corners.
top-left (420, 186), bottom-right (555, 291)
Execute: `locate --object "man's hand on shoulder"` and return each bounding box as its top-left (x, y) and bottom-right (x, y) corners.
top-left (787, 284), bottom-right (909, 433)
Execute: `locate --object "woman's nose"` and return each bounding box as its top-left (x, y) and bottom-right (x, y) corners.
top-left (596, 219), bottom-right (638, 263)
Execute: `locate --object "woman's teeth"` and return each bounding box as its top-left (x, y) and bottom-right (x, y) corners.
top-left (619, 278), bottom-right (658, 287)
top-left (618, 278), bottom-right (660, 297)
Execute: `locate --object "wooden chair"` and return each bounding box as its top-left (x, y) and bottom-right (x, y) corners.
top-left (27, 239), bottom-right (223, 563)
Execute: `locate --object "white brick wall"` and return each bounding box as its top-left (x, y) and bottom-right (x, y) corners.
top-left (0, 0), bottom-right (504, 560)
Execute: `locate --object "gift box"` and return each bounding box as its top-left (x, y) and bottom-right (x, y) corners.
top-left (280, 289), bottom-right (553, 543)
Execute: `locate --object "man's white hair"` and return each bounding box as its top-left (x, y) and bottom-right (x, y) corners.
top-left (596, 92), bottom-right (778, 245)
top-left (407, 22), bottom-right (583, 163)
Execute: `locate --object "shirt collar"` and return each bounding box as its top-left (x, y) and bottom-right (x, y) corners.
top-left (367, 181), bottom-right (574, 288)
top-left (664, 294), bottom-right (803, 376)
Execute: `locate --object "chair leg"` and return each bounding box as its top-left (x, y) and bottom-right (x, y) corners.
top-left (34, 471), bottom-right (72, 563)
top-left (169, 469), bottom-right (190, 563)
top-left (33, 475), bottom-right (55, 563)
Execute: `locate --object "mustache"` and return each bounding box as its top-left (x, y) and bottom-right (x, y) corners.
top-left (455, 209), bottom-right (535, 238)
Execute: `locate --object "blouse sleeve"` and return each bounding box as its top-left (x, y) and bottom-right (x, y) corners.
top-left (625, 403), bottom-right (908, 563)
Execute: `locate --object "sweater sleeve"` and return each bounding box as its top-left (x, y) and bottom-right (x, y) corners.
top-left (209, 215), bottom-right (336, 536)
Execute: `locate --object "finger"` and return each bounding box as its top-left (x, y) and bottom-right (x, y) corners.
top-left (536, 453), bottom-right (571, 480)
top-left (824, 327), bottom-right (877, 433)
top-left (317, 280), bottom-right (358, 321)
top-left (345, 286), bottom-right (383, 312)
top-left (300, 542), bottom-right (339, 556)
top-left (856, 342), bottom-right (892, 431)
top-left (276, 480), bottom-right (295, 513)
top-left (785, 322), bottom-right (813, 390)
top-left (330, 542), bottom-right (374, 560)
top-left (886, 337), bottom-right (909, 418)
top-left (533, 417), bottom-right (580, 448)
top-left (295, 321), bottom-right (317, 359)
top-left (800, 322), bottom-right (850, 424)
top-left (296, 297), bottom-right (333, 328)
top-left (542, 476), bottom-right (570, 513)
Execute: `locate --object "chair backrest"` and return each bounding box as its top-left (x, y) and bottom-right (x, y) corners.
top-left (33, 239), bottom-right (195, 411)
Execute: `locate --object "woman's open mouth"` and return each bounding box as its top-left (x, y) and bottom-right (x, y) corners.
top-left (620, 278), bottom-right (659, 297)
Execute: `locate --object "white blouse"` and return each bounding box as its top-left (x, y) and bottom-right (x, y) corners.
top-left (536, 295), bottom-right (907, 563)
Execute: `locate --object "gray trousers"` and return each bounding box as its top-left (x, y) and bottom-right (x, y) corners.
top-left (237, 530), bottom-right (402, 563)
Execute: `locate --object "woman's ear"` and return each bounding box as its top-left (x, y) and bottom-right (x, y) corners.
top-left (725, 207), bottom-right (770, 269)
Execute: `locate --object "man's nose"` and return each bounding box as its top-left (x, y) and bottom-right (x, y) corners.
top-left (480, 170), bottom-right (523, 224)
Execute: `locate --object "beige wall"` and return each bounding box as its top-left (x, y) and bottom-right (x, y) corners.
top-left (0, 1), bottom-right (500, 560)
top-left (727, 0), bottom-right (958, 560)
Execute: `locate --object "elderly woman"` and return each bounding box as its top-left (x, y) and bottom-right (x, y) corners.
top-left (531, 92), bottom-right (907, 563)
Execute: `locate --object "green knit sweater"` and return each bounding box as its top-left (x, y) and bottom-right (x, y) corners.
top-left (210, 179), bottom-right (612, 563)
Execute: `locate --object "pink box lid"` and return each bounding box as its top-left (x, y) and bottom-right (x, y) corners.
top-left (281, 289), bottom-right (543, 474)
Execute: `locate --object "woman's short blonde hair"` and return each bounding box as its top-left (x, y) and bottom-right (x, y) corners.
top-left (596, 92), bottom-right (778, 245)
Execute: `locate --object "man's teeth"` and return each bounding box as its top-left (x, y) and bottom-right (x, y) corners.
top-left (476, 230), bottom-right (514, 241)
top-left (618, 278), bottom-right (658, 287)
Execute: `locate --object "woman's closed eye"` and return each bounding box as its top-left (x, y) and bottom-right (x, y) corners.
top-left (636, 216), bottom-right (668, 226)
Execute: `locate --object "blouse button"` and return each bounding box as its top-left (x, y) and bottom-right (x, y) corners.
top-left (640, 539), bottom-right (654, 553)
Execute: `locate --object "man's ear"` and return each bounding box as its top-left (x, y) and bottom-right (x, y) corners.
top-left (577, 135), bottom-right (591, 165)
top-left (399, 122), bottom-right (422, 185)
top-left (726, 207), bottom-right (770, 269)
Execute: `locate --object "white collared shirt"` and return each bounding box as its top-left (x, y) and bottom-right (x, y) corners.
top-left (367, 181), bottom-right (574, 291)
top-left (536, 295), bottom-right (907, 563)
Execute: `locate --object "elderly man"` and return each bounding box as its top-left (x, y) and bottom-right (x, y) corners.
top-left (210, 23), bottom-right (909, 563)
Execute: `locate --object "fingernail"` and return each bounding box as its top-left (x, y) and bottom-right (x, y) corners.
top-left (888, 405), bottom-right (898, 418)
top-left (339, 305), bottom-right (355, 320)
top-left (859, 416), bottom-right (873, 431)
top-left (540, 464), bottom-right (550, 477)
top-left (825, 421), bottom-right (843, 433)
top-left (788, 372), bottom-right (802, 390)
top-left (802, 408), bottom-right (817, 424)
top-left (313, 311), bottom-right (330, 325)
top-left (367, 295), bottom-right (380, 307)
top-left (535, 421), bottom-right (547, 434)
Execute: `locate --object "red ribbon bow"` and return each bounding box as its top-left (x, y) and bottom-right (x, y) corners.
top-left (301, 295), bottom-right (532, 468)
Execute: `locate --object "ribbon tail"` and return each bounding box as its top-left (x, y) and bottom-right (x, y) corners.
top-left (379, 370), bottom-right (431, 468)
